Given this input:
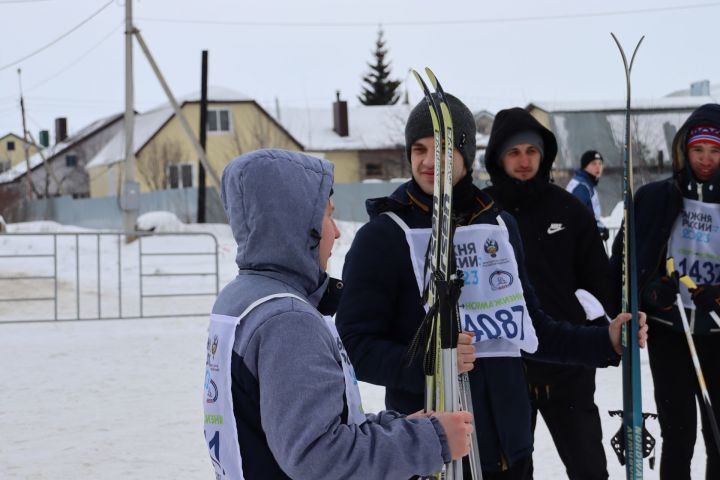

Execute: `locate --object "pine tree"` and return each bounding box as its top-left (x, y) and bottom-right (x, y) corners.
top-left (358, 28), bottom-right (401, 106)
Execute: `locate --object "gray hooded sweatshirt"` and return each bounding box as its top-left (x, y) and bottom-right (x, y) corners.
top-left (213, 149), bottom-right (449, 479)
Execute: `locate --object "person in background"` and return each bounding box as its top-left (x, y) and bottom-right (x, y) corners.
top-left (567, 149), bottom-right (610, 240)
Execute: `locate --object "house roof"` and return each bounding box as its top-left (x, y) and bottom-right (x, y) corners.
top-left (666, 83), bottom-right (720, 98)
top-left (86, 86), bottom-right (296, 169)
top-left (525, 96), bottom-right (711, 170)
top-left (0, 132), bottom-right (33, 143)
top-left (528, 95), bottom-right (716, 114)
top-left (276, 103), bottom-right (412, 152)
top-left (85, 106), bottom-right (175, 169)
top-left (0, 113), bottom-right (122, 184)
top-left (276, 103), bottom-right (492, 154)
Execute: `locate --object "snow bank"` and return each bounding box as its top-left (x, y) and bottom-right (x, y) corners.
top-left (6, 220), bottom-right (96, 233)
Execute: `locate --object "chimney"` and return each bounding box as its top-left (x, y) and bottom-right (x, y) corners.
top-left (333, 91), bottom-right (349, 137)
top-left (54, 117), bottom-right (68, 144)
top-left (690, 80), bottom-right (710, 97)
top-left (38, 130), bottom-right (50, 148)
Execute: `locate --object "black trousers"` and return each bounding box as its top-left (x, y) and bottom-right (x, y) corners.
top-left (648, 323), bottom-right (720, 480)
top-left (525, 374), bottom-right (608, 480)
top-left (482, 454), bottom-right (531, 480)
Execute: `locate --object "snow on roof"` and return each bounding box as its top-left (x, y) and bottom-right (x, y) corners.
top-left (666, 83), bottom-right (720, 98)
top-left (85, 106), bottom-right (174, 169)
top-left (146, 85), bottom-right (252, 112)
top-left (0, 113), bottom-right (122, 184)
top-left (87, 86), bottom-right (254, 169)
top-left (277, 104), bottom-right (411, 151)
top-left (530, 95), bottom-right (715, 113)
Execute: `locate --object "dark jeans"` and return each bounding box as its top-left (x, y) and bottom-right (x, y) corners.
top-left (525, 373), bottom-right (608, 480)
top-left (648, 323), bottom-right (720, 480)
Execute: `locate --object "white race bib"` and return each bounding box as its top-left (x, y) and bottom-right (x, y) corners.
top-left (385, 212), bottom-right (538, 358)
top-left (668, 198), bottom-right (720, 309)
top-left (203, 294), bottom-right (365, 479)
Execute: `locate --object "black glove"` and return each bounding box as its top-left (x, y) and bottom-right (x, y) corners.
top-left (641, 276), bottom-right (678, 312)
top-left (690, 284), bottom-right (720, 315)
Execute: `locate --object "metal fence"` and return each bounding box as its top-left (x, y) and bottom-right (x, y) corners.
top-left (0, 231), bottom-right (219, 323)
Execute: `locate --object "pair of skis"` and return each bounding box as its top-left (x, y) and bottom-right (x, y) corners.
top-left (410, 68), bottom-right (482, 480)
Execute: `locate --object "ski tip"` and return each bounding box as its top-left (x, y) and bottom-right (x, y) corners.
top-left (411, 69), bottom-right (431, 93)
top-left (424, 67), bottom-right (437, 88)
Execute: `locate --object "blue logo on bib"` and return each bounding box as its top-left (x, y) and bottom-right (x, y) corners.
top-left (489, 270), bottom-right (513, 290)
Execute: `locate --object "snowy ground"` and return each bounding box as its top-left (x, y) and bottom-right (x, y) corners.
top-left (0, 213), bottom-right (707, 479)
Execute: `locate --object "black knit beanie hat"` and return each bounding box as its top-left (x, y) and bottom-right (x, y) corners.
top-left (580, 150), bottom-right (603, 169)
top-left (405, 93), bottom-right (476, 172)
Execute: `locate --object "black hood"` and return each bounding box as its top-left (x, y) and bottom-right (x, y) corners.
top-left (484, 107), bottom-right (558, 185)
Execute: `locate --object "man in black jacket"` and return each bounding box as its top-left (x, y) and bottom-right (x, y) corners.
top-left (610, 103), bottom-right (720, 479)
top-left (336, 94), bottom-right (645, 479)
top-left (483, 108), bottom-right (614, 480)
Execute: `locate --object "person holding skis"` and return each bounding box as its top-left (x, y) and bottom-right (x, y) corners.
top-left (203, 149), bottom-right (474, 480)
top-left (482, 108), bottom-right (613, 480)
top-left (336, 95), bottom-right (647, 479)
top-left (610, 103), bottom-right (720, 479)
top-left (566, 149), bottom-right (610, 240)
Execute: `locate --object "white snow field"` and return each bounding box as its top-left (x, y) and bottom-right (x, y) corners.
top-left (0, 214), bottom-right (706, 479)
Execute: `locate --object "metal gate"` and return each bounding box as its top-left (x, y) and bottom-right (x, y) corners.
top-left (0, 231), bottom-right (219, 323)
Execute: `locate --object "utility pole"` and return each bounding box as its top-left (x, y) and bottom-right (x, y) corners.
top-left (122, 0), bottom-right (139, 233)
top-left (18, 69), bottom-right (63, 198)
top-left (17, 68), bottom-right (37, 199)
top-left (197, 50), bottom-right (208, 223)
top-left (133, 29), bottom-right (221, 191)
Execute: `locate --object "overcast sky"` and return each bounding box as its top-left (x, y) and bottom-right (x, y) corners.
top-left (1, 0), bottom-right (719, 138)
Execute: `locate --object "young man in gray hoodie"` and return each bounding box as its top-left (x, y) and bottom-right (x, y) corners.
top-left (203, 148), bottom-right (473, 480)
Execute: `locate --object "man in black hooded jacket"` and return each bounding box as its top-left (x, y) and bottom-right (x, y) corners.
top-left (336, 95), bottom-right (644, 479)
top-left (482, 107), bottom-right (614, 480)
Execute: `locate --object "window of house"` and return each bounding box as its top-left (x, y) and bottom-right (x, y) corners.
top-left (65, 155), bottom-right (78, 167)
top-left (207, 109), bottom-right (231, 133)
top-left (167, 163), bottom-right (193, 189)
top-left (365, 163), bottom-right (383, 178)
top-left (0, 160), bottom-right (10, 173)
top-left (7, 141), bottom-right (15, 151)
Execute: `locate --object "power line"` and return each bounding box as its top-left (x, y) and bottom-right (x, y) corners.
top-left (0, 0), bottom-right (114, 73)
top-left (26, 22), bottom-right (123, 93)
top-left (136, 2), bottom-right (720, 27)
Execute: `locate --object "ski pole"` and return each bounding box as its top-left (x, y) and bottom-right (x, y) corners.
top-left (666, 258), bottom-right (720, 459)
top-left (676, 272), bottom-right (720, 328)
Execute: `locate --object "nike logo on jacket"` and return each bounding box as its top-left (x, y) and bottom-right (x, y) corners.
top-left (547, 223), bottom-right (565, 234)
